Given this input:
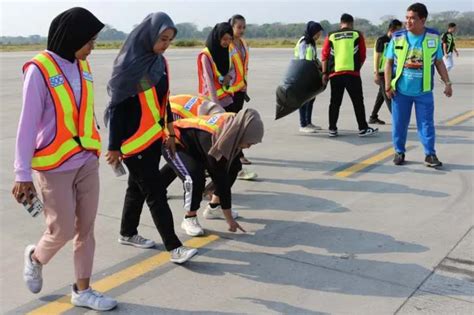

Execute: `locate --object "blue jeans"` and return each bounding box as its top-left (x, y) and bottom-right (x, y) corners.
top-left (299, 98), bottom-right (315, 127)
top-left (392, 92), bottom-right (436, 155)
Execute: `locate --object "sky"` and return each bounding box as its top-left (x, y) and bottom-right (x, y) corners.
top-left (1, 0), bottom-right (473, 36)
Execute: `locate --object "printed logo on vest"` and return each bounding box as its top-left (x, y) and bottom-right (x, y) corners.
top-left (49, 75), bottom-right (64, 87)
top-left (184, 97), bottom-right (198, 110)
top-left (207, 114), bottom-right (221, 125)
top-left (83, 71), bottom-right (93, 82)
top-left (427, 39), bottom-right (436, 48)
top-left (334, 32), bottom-right (354, 40)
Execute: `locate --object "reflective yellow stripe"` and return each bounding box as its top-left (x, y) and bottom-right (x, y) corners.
top-left (31, 139), bottom-right (80, 168)
top-left (121, 124), bottom-right (161, 154)
top-left (121, 88), bottom-right (163, 155)
top-left (80, 61), bottom-right (93, 137)
top-left (170, 103), bottom-right (194, 118)
top-left (144, 89), bottom-right (161, 120)
top-left (35, 54), bottom-right (77, 136)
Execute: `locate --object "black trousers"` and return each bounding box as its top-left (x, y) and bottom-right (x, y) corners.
top-left (329, 75), bottom-right (369, 131)
top-left (225, 91), bottom-right (246, 159)
top-left (162, 147), bottom-right (241, 211)
top-left (225, 91), bottom-right (246, 113)
top-left (121, 142), bottom-right (182, 251)
top-left (370, 74), bottom-right (392, 119)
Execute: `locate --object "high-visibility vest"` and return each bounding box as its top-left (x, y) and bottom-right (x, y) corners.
top-left (391, 29), bottom-right (439, 93)
top-left (172, 112), bottom-right (235, 141)
top-left (442, 32), bottom-right (455, 53)
top-left (197, 47), bottom-right (237, 100)
top-left (327, 30), bottom-right (361, 73)
top-left (294, 36), bottom-right (316, 61)
top-left (229, 38), bottom-right (248, 92)
top-left (374, 37), bottom-right (389, 74)
top-left (120, 60), bottom-right (170, 157)
top-left (22, 51), bottom-right (101, 171)
top-left (169, 94), bottom-right (210, 119)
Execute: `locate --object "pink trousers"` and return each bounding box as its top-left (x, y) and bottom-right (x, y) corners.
top-left (34, 159), bottom-right (99, 279)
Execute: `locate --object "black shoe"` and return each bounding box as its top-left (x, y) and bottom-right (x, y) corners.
top-left (425, 155), bottom-right (443, 168)
top-left (358, 127), bottom-right (378, 137)
top-left (393, 152), bottom-right (405, 165)
top-left (369, 117), bottom-right (386, 125)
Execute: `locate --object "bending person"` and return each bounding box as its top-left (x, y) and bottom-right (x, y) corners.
top-left (163, 109), bottom-right (264, 236)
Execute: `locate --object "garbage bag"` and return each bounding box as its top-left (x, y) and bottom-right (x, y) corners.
top-left (275, 59), bottom-right (325, 120)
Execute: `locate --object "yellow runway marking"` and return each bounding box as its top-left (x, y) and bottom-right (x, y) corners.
top-left (335, 148), bottom-right (395, 178)
top-left (27, 234), bottom-right (219, 315)
top-left (446, 110), bottom-right (474, 126)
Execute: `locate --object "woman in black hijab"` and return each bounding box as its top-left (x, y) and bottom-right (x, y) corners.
top-left (197, 22), bottom-right (234, 108)
top-left (14, 7), bottom-right (118, 311)
top-left (47, 7), bottom-right (104, 62)
top-left (295, 21), bottom-right (324, 133)
top-left (105, 12), bottom-right (198, 264)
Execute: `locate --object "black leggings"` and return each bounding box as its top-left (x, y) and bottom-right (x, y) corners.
top-left (121, 143), bottom-right (182, 251)
top-left (161, 147), bottom-right (241, 211)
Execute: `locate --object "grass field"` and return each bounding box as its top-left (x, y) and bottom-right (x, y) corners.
top-left (2, 38), bottom-right (474, 52)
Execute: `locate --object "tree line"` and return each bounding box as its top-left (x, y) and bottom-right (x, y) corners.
top-left (2, 11), bottom-right (473, 45)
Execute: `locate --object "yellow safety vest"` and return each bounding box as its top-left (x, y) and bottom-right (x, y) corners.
top-left (391, 29), bottom-right (439, 92)
top-left (229, 38), bottom-right (248, 92)
top-left (328, 30), bottom-right (361, 73)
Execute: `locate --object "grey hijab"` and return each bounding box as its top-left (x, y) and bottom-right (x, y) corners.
top-left (104, 12), bottom-right (177, 124)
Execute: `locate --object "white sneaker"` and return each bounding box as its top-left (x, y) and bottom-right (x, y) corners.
top-left (237, 169), bottom-right (257, 180)
top-left (307, 123), bottom-right (322, 130)
top-left (118, 234), bottom-right (155, 249)
top-left (23, 245), bottom-right (43, 294)
top-left (203, 204), bottom-right (239, 220)
top-left (170, 246), bottom-right (198, 264)
top-left (181, 216), bottom-right (205, 236)
top-left (71, 285), bottom-right (117, 311)
top-left (299, 126), bottom-right (317, 133)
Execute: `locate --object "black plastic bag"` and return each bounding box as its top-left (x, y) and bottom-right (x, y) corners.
top-left (275, 59), bottom-right (325, 120)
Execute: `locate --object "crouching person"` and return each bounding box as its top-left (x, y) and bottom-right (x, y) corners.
top-left (163, 109), bottom-right (264, 236)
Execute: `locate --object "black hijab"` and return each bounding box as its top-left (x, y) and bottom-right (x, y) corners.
top-left (47, 7), bottom-right (104, 62)
top-left (205, 22), bottom-right (233, 75)
top-left (303, 21), bottom-right (323, 46)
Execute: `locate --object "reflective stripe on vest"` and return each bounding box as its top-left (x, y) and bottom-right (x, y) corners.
top-left (170, 94), bottom-right (206, 119)
top-left (374, 40), bottom-right (388, 73)
top-left (328, 30), bottom-right (360, 72)
top-left (294, 37), bottom-right (315, 61)
top-left (120, 86), bottom-right (167, 157)
top-left (197, 48), bottom-right (235, 100)
top-left (391, 30), bottom-right (439, 92)
top-left (172, 112), bottom-right (235, 140)
top-left (229, 38), bottom-right (248, 92)
top-left (23, 52), bottom-right (100, 171)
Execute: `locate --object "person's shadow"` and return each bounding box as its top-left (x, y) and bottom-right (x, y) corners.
top-left (233, 190), bottom-right (350, 213)
top-left (186, 247), bottom-right (470, 298)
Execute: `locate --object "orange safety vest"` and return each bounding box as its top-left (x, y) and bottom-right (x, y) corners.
top-left (169, 94), bottom-right (208, 119)
top-left (197, 48), bottom-right (238, 100)
top-left (172, 112), bottom-right (235, 142)
top-left (23, 52), bottom-right (101, 171)
top-left (120, 59), bottom-right (170, 157)
top-left (229, 38), bottom-right (248, 92)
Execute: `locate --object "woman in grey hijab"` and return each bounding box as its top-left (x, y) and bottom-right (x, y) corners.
top-left (105, 12), bottom-right (197, 264)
